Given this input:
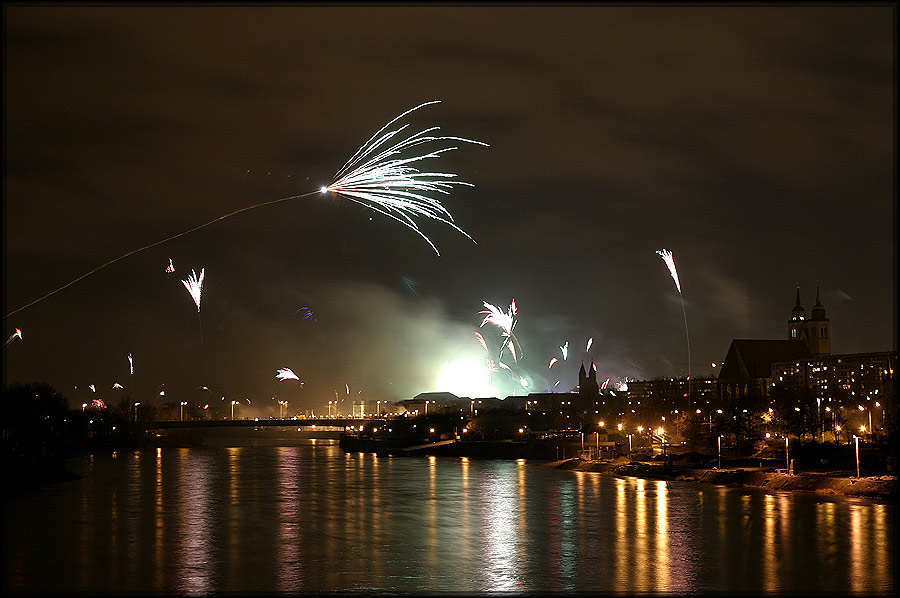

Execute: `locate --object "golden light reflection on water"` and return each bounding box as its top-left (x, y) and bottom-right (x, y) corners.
top-left (426, 455), bottom-right (439, 573)
top-left (655, 480), bottom-right (670, 593)
top-left (614, 477), bottom-right (628, 589)
top-left (764, 493), bottom-right (777, 592)
top-left (155, 448), bottom-right (164, 590)
top-left (5, 445), bottom-right (894, 594)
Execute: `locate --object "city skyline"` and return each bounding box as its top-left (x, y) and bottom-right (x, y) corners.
top-left (4, 5), bottom-right (894, 411)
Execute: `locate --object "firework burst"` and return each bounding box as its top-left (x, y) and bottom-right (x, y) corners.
top-left (321, 100), bottom-right (488, 255)
top-left (656, 248), bottom-right (691, 405)
top-left (479, 299), bottom-right (522, 363)
top-left (275, 367), bottom-right (303, 384)
top-left (6, 101), bottom-right (486, 317)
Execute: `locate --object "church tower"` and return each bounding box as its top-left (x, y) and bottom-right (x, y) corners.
top-left (788, 284), bottom-right (830, 357)
top-left (808, 283), bottom-right (831, 356)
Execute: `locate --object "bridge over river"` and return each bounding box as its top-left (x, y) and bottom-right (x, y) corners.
top-left (145, 417), bottom-right (393, 430)
top-left (144, 417), bottom-right (396, 445)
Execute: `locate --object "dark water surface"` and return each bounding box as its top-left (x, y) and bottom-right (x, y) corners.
top-left (3, 440), bottom-right (895, 594)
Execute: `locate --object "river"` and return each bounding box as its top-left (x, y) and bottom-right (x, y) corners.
top-left (2, 440), bottom-right (895, 594)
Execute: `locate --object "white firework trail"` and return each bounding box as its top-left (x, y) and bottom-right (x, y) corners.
top-left (182, 268), bottom-right (204, 312)
top-left (5, 101), bottom-right (487, 317)
top-left (560, 341), bottom-right (568, 361)
top-left (656, 248), bottom-right (691, 405)
top-left (166, 258), bottom-right (175, 274)
top-left (182, 267), bottom-right (205, 345)
top-left (586, 337), bottom-right (593, 352)
top-left (5, 328), bottom-right (22, 346)
top-left (113, 383), bottom-right (124, 390)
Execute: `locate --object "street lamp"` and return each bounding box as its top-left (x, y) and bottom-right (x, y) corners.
top-left (231, 400), bottom-right (238, 419)
top-left (717, 435), bottom-right (722, 470)
top-left (180, 401), bottom-right (188, 421)
top-left (785, 436), bottom-right (790, 474)
top-left (854, 435), bottom-right (861, 478)
top-left (133, 402), bottom-right (140, 423)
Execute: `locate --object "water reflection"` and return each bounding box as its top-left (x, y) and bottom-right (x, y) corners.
top-left (2, 444), bottom-right (894, 595)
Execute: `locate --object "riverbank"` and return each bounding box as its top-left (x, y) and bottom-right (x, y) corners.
top-left (546, 457), bottom-right (897, 500)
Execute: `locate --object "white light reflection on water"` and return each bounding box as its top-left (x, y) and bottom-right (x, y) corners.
top-left (479, 459), bottom-right (521, 592)
top-left (176, 448), bottom-right (216, 595)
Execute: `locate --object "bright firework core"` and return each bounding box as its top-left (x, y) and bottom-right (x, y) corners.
top-left (435, 359), bottom-right (495, 398)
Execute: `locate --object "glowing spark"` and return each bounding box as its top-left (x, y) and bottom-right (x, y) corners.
top-left (159, 390), bottom-right (166, 396)
top-left (89, 384), bottom-right (96, 393)
top-left (112, 383), bottom-right (124, 389)
top-left (586, 337), bottom-right (593, 352)
top-left (553, 381), bottom-right (561, 388)
top-left (601, 377), bottom-right (610, 390)
top-left (182, 268), bottom-right (204, 312)
top-left (656, 249), bottom-right (681, 294)
top-left (276, 368), bottom-right (301, 382)
top-left (519, 377), bottom-right (528, 388)
top-left (128, 353), bottom-right (133, 375)
top-left (474, 331), bottom-right (489, 352)
top-left (294, 307), bottom-right (316, 321)
top-left (91, 398), bottom-right (107, 410)
top-left (165, 258), bottom-right (175, 274)
top-left (323, 100), bottom-right (488, 255)
top-left (560, 341), bottom-right (568, 361)
top-left (346, 384), bottom-right (350, 395)
top-left (5, 101), bottom-right (486, 317)
top-left (5, 328), bottom-right (22, 346)
top-left (548, 357), bottom-right (558, 369)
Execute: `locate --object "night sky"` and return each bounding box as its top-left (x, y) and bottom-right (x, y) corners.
top-left (3, 5), bottom-right (895, 415)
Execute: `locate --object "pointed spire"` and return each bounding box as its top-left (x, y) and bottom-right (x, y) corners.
top-left (795, 285), bottom-right (803, 309)
top-left (812, 280), bottom-right (827, 320)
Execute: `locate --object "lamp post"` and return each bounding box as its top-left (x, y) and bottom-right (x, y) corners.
top-left (133, 402), bottom-right (140, 424)
top-left (785, 436), bottom-right (790, 474)
top-left (854, 435), bottom-right (860, 478)
top-left (717, 435), bottom-right (722, 470)
top-left (231, 400), bottom-right (238, 419)
top-left (180, 401), bottom-right (188, 421)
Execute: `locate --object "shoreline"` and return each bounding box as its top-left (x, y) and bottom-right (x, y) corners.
top-left (546, 457), bottom-right (897, 500)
